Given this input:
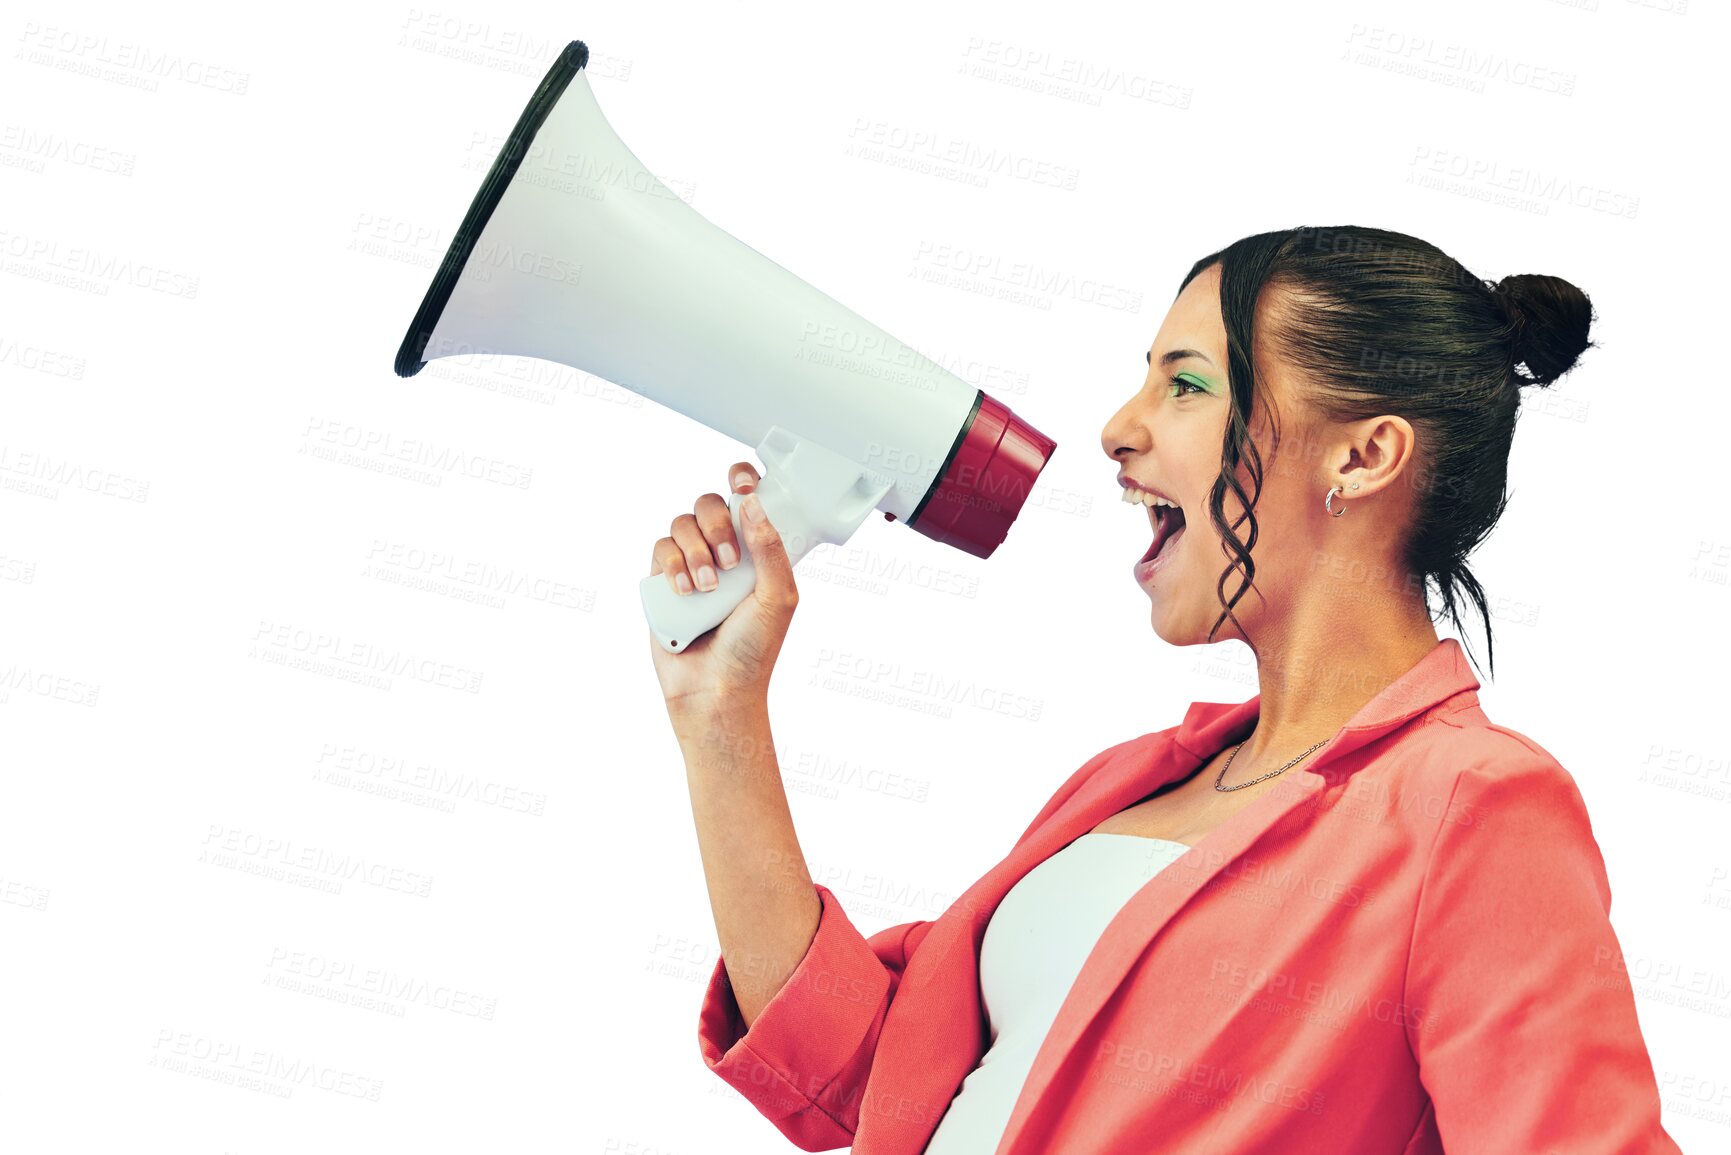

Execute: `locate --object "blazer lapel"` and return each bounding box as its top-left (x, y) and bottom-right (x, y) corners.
top-left (994, 728), bottom-right (1326, 1155)
top-left (859, 706), bottom-right (1259, 1153)
top-left (855, 638), bottom-right (1481, 1155)
top-left (994, 637), bottom-right (1482, 1155)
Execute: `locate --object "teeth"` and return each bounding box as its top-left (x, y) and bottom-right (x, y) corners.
top-left (1121, 488), bottom-right (1178, 511)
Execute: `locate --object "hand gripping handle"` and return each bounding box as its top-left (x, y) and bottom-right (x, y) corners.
top-left (639, 426), bottom-right (897, 654)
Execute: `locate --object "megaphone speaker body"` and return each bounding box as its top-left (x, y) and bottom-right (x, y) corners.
top-left (397, 41), bottom-right (1057, 651)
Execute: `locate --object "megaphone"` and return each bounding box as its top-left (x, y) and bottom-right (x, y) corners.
top-left (395, 40), bottom-right (1057, 653)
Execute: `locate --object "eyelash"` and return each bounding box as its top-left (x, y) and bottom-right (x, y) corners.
top-left (1168, 373), bottom-right (1208, 397)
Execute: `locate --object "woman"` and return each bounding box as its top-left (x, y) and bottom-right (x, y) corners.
top-left (648, 225), bottom-right (1682, 1154)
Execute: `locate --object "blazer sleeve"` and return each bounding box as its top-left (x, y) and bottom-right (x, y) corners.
top-left (1404, 757), bottom-right (1683, 1154)
top-left (697, 882), bottom-right (936, 1152)
top-left (695, 738), bottom-right (1127, 1150)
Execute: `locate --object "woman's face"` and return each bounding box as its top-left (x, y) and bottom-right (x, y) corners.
top-left (1100, 263), bottom-right (1324, 647)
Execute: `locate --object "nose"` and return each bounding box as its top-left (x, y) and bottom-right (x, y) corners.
top-left (1101, 392), bottom-right (1151, 466)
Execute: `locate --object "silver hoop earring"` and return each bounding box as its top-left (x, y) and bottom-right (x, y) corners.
top-left (1325, 482), bottom-right (1361, 518)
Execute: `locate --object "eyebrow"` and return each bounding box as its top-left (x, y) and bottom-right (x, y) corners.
top-left (1147, 347), bottom-right (1217, 369)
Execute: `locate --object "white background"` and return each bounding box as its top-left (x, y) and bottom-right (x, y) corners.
top-left (3, 0), bottom-right (1727, 1150)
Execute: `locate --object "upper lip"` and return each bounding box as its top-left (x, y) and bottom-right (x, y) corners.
top-left (1118, 474), bottom-right (1180, 505)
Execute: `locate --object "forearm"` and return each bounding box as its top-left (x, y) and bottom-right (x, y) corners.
top-left (674, 698), bottom-right (822, 1029)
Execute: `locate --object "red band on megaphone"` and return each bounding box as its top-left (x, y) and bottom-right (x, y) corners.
top-left (908, 392), bottom-right (1057, 560)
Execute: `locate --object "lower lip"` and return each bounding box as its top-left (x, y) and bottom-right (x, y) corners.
top-left (1133, 525), bottom-right (1186, 588)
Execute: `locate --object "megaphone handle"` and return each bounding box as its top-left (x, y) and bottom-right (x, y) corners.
top-left (639, 492), bottom-right (778, 655)
top-left (639, 429), bottom-right (896, 654)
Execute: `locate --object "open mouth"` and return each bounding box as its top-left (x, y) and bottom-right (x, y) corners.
top-left (1140, 503), bottom-right (1187, 565)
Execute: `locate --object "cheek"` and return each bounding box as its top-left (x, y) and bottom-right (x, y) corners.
top-left (1188, 480), bottom-right (1309, 567)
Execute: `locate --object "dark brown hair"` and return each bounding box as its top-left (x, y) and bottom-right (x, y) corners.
top-left (1179, 225), bottom-right (1595, 680)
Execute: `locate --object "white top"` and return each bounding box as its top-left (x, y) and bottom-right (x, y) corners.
top-left (921, 832), bottom-right (1192, 1155)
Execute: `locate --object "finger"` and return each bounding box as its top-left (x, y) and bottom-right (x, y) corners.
top-left (729, 462), bottom-right (761, 494)
top-left (670, 511), bottom-right (719, 593)
top-left (693, 491), bottom-right (740, 571)
top-left (739, 492), bottom-right (797, 611)
top-left (650, 536), bottom-right (694, 595)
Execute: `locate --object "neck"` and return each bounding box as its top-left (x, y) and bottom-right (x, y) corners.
top-left (1236, 597), bottom-right (1441, 766)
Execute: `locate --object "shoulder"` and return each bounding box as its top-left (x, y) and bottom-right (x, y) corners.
top-left (1395, 716), bottom-right (1605, 889)
top-left (1391, 711), bottom-right (1586, 823)
top-left (1328, 711), bottom-right (1604, 891)
top-left (1399, 724), bottom-right (1618, 937)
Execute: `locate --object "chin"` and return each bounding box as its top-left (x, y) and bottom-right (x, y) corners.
top-left (1150, 618), bottom-right (1204, 649)
top-left (1146, 599), bottom-right (1188, 646)
top-left (1146, 589), bottom-right (1225, 650)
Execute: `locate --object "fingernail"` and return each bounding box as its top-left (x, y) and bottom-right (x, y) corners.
top-left (742, 494), bottom-right (765, 524)
top-left (695, 565), bottom-right (717, 591)
top-left (717, 542), bottom-right (738, 569)
top-left (733, 470), bottom-right (753, 491)
top-left (675, 572), bottom-right (693, 595)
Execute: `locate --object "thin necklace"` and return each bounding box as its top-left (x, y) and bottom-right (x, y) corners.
top-left (1214, 737), bottom-right (1330, 792)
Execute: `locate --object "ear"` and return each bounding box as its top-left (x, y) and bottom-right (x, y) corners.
top-left (1327, 414), bottom-right (1417, 503)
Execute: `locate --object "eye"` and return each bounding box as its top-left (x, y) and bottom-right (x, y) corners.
top-left (1168, 372), bottom-right (1210, 398)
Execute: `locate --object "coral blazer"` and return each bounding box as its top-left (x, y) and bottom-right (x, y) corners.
top-left (697, 638), bottom-right (1682, 1154)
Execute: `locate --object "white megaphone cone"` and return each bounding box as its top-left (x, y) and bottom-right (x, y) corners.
top-left (396, 41), bottom-right (1057, 653)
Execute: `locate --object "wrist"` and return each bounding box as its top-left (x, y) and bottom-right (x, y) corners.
top-left (667, 687), bottom-right (768, 735)
top-left (671, 697), bottom-right (778, 778)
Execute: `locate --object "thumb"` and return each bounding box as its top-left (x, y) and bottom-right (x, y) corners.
top-left (739, 491), bottom-right (798, 609)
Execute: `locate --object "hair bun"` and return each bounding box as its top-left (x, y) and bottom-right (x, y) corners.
top-left (1494, 273), bottom-right (1595, 387)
